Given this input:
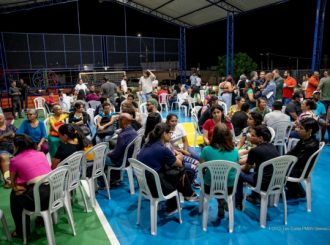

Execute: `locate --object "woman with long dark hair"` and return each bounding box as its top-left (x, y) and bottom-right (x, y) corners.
top-left (137, 123), bottom-right (198, 214)
top-left (9, 134), bottom-right (51, 239)
top-left (200, 123), bottom-right (239, 219)
top-left (51, 123), bottom-right (90, 169)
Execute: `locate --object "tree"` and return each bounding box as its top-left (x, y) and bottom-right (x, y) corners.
top-left (217, 52), bottom-right (258, 80)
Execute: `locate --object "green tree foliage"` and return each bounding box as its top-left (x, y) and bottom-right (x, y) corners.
top-left (217, 52), bottom-right (258, 80)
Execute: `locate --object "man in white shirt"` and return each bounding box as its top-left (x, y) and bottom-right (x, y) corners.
top-left (120, 75), bottom-right (128, 94)
top-left (139, 69), bottom-right (156, 102)
top-left (264, 101), bottom-right (290, 126)
top-left (74, 79), bottom-right (88, 94)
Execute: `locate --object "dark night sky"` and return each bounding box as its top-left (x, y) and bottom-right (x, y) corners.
top-left (0, 0), bottom-right (329, 70)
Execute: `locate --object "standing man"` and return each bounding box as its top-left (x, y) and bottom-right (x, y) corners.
top-left (101, 78), bottom-right (117, 105)
top-left (282, 70), bottom-right (297, 106)
top-left (318, 69), bottom-right (330, 143)
top-left (120, 75), bottom-right (128, 95)
top-left (306, 71), bottom-right (320, 99)
top-left (190, 68), bottom-right (198, 87)
top-left (261, 73), bottom-right (276, 108)
top-left (139, 69), bottom-right (156, 102)
top-left (9, 80), bottom-right (23, 119)
top-left (272, 69), bottom-right (284, 101)
top-left (18, 78), bottom-right (29, 112)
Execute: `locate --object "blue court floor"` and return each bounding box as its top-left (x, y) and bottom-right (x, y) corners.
top-left (96, 110), bottom-right (330, 244)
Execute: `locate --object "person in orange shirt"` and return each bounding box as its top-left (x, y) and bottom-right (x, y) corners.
top-left (305, 71), bottom-right (320, 98)
top-left (282, 70), bottom-right (297, 105)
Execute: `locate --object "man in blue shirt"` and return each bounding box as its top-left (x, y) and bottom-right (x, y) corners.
top-left (106, 113), bottom-right (137, 185)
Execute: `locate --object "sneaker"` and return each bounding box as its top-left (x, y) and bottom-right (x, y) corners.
top-left (184, 192), bottom-right (199, 202)
top-left (192, 181), bottom-right (201, 189)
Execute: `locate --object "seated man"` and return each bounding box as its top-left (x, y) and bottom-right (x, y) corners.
top-left (264, 100), bottom-right (290, 126)
top-left (96, 102), bottom-right (118, 143)
top-left (105, 113), bottom-right (138, 186)
top-left (235, 125), bottom-right (279, 209)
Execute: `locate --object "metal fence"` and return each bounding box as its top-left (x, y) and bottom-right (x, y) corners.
top-left (0, 32), bottom-right (180, 91)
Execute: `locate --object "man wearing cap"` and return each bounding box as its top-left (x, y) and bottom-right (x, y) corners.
top-left (146, 98), bottom-right (160, 114)
top-left (105, 113), bottom-right (138, 186)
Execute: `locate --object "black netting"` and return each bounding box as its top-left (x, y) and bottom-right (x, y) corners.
top-left (30, 52), bottom-right (46, 69)
top-left (65, 35), bottom-right (80, 51)
top-left (6, 52), bottom-right (29, 69)
top-left (65, 52), bottom-right (81, 67)
top-left (3, 33), bottom-right (27, 51)
top-left (127, 37), bottom-right (139, 52)
top-left (93, 36), bottom-right (102, 51)
top-left (115, 36), bottom-right (126, 52)
top-left (81, 35), bottom-right (93, 51)
top-left (28, 34), bottom-right (44, 51)
top-left (44, 34), bottom-right (64, 51)
top-left (46, 52), bottom-right (65, 68)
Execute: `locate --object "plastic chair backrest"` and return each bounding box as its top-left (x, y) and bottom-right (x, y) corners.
top-left (254, 155), bottom-right (298, 195)
top-left (83, 142), bottom-right (108, 178)
top-left (269, 121), bottom-right (292, 145)
top-left (137, 127), bottom-right (145, 137)
top-left (44, 117), bottom-right (50, 133)
top-left (129, 158), bottom-right (164, 199)
top-left (158, 94), bottom-right (169, 104)
top-left (34, 97), bottom-right (45, 109)
top-left (88, 101), bottom-right (101, 110)
top-left (267, 126), bottom-right (276, 143)
top-left (86, 108), bottom-right (95, 124)
top-left (192, 106), bottom-right (202, 118)
top-left (199, 160), bottom-right (240, 198)
top-left (57, 151), bottom-right (84, 191)
top-left (139, 102), bottom-right (148, 115)
top-left (218, 101), bottom-right (228, 115)
top-left (299, 142), bottom-right (325, 180)
top-left (33, 166), bottom-right (69, 213)
top-left (200, 90), bottom-right (205, 101)
top-left (119, 135), bottom-right (142, 169)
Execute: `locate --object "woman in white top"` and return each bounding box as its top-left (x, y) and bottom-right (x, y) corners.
top-left (74, 79), bottom-right (88, 95)
top-left (166, 113), bottom-right (199, 160)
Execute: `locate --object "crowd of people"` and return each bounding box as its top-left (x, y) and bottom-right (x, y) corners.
top-left (1, 67), bottom-right (329, 238)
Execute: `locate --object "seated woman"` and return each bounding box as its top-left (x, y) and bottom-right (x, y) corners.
top-left (200, 123), bottom-right (239, 219)
top-left (236, 111), bottom-right (263, 159)
top-left (51, 124), bottom-right (90, 169)
top-left (286, 117), bottom-right (320, 198)
top-left (17, 109), bottom-right (48, 154)
top-left (203, 105), bottom-right (232, 146)
top-left (137, 123), bottom-right (198, 214)
top-left (0, 113), bottom-right (16, 188)
top-left (143, 112), bottom-right (162, 144)
top-left (48, 104), bottom-right (69, 158)
top-left (69, 101), bottom-right (90, 136)
top-left (9, 134), bottom-right (51, 239)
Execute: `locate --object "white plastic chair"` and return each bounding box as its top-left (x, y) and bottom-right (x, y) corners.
top-left (81, 143), bottom-right (110, 208)
top-left (243, 155), bottom-right (298, 228)
top-left (191, 105), bottom-right (202, 118)
top-left (269, 121), bottom-right (293, 155)
top-left (57, 151), bottom-right (89, 212)
top-left (22, 166), bottom-right (76, 245)
top-left (218, 101), bottom-right (228, 116)
top-left (107, 135), bottom-right (142, 195)
top-left (137, 127), bottom-right (145, 137)
top-left (171, 97), bottom-right (180, 111)
top-left (200, 89), bottom-right (205, 102)
top-left (286, 142), bottom-right (325, 212)
top-left (158, 93), bottom-right (169, 113)
top-left (34, 97), bottom-right (48, 118)
top-left (267, 126), bottom-right (276, 143)
top-left (86, 108), bottom-right (95, 127)
top-left (128, 158), bottom-right (182, 236)
top-left (139, 102), bottom-right (148, 115)
top-left (192, 113), bottom-right (203, 147)
top-left (59, 100), bottom-right (70, 112)
top-left (0, 209), bottom-right (11, 241)
top-left (287, 138), bottom-right (300, 152)
top-left (198, 160), bottom-right (241, 233)
top-left (88, 100), bottom-right (101, 110)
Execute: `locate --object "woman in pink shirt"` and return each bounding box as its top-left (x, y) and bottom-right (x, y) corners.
top-left (9, 134), bottom-right (51, 239)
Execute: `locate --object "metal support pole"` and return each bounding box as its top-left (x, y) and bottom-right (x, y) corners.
top-left (179, 26), bottom-right (186, 84)
top-left (226, 11), bottom-right (234, 77)
top-left (312, 0), bottom-right (327, 71)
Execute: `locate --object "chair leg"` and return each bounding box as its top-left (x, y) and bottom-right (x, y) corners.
top-left (41, 211), bottom-right (56, 245)
top-left (1, 212), bottom-right (12, 241)
top-left (176, 193), bottom-right (182, 224)
top-left (228, 196), bottom-right (234, 233)
top-left (107, 167), bottom-right (111, 187)
top-left (136, 192), bottom-right (142, 225)
top-left (102, 173), bottom-right (111, 200)
top-left (150, 200), bottom-right (159, 236)
top-left (282, 189), bottom-right (288, 225)
top-left (305, 178), bottom-right (312, 212)
top-left (126, 166), bottom-right (135, 195)
top-left (198, 191), bottom-right (204, 213)
top-left (87, 178), bottom-right (96, 207)
top-left (79, 183), bottom-right (92, 212)
top-left (274, 193), bottom-right (280, 207)
top-left (64, 194), bottom-right (77, 236)
top-left (22, 212), bottom-right (27, 244)
top-left (260, 195), bottom-right (269, 228)
top-left (202, 196), bottom-right (210, 231)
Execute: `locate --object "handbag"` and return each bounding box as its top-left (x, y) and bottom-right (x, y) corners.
top-left (97, 116), bottom-right (114, 138)
top-left (80, 124), bottom-right (91, 136)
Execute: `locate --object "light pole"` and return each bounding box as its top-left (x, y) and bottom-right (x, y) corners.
top-left (260, 53), bottom-right (264, 70)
